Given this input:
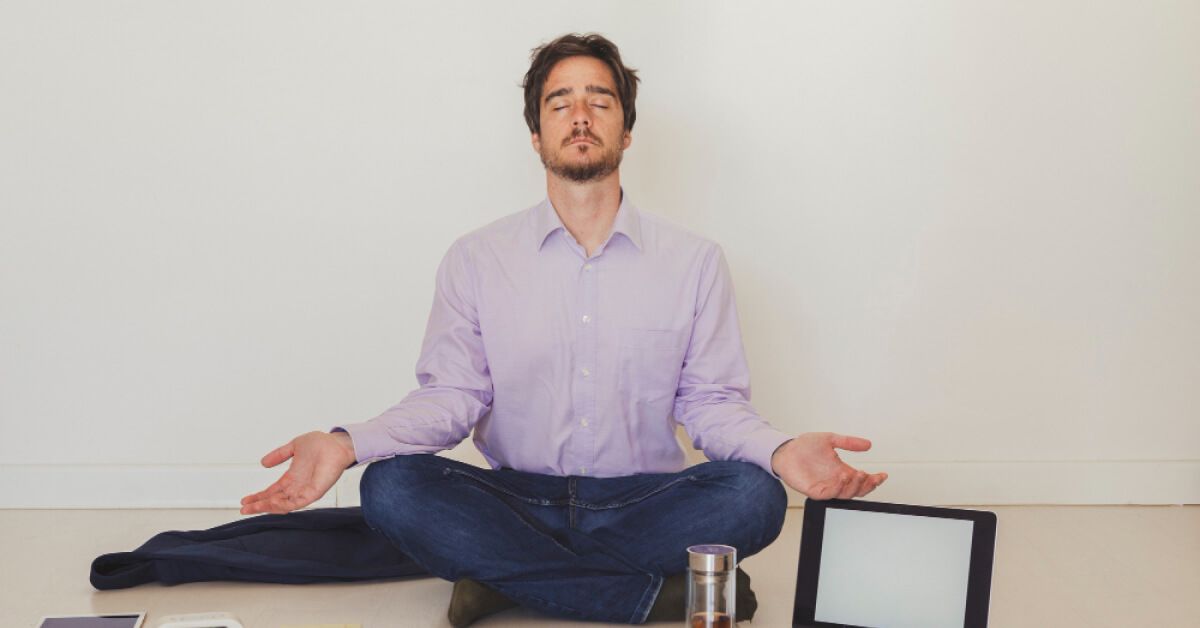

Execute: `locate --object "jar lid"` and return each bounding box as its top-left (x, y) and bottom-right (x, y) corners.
top-left (687, 544), bottom-right (737, 572)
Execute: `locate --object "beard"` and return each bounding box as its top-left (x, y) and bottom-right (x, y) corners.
top-left (539, 133), bottom-right (624, 183)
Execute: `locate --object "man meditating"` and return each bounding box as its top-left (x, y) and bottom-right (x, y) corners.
top-left (240, 32), bottom-right (888, 626)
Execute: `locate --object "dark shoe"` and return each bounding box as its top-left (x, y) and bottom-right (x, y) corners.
top-left (447, 578), bottom-right (519, 627)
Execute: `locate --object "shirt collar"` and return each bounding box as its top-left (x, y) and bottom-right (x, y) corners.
top-left (534, 186), bottom-right (644, 253)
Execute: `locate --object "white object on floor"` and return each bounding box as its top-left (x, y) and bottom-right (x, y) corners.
top-left (154, 612), bottom-right (243, 628)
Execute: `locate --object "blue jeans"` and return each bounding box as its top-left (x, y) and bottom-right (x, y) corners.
top-left (359, 455), bottom-right (788, 624)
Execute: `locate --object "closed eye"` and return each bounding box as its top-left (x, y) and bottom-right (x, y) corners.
top-left (552, 103), bottom-right (609, 110)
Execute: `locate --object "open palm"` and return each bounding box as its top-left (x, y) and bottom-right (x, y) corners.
top-left (771, 432), bottom-right (888, 500)
top-left (240, 431), bottom-right (355, 515)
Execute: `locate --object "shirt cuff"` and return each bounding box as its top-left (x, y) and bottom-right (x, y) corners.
top-left (330, 422), bottom-right (397, 468)
top-left (739, 427), bottom-right (795, 480)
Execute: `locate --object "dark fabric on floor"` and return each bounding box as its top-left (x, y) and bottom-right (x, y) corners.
top-left (90, 507), bottom-right (429, 590)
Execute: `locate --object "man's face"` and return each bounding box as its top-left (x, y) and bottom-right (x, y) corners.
top-left (532, 55), bottom-right (632, 183)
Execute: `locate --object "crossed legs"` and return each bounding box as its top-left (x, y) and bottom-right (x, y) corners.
top-left (359, 455), bottom-right (787, 624)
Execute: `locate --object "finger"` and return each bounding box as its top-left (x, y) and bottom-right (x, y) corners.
top-left (811, 483), bottom-right (836, 501)
top-left (830, 434), bottom-right (872, 452)
top-left (267, 484), bottom-right (317, 514)
top-left (245, 490), bottom-right (300, 515)
top-left (250, 500), bottom-right (292, 515)
top-left (240, 485), bottom-right (285, 510)
top-left (240, 481), bottom-right (291, 513)
top-left (241, 500), bottom-right (271, 515)
top-left (839, 472), bottom-right (866, 499)
top-left (814, 474), bottom-right (850, 500)
top-left (240, 482), bottom-right (281, 506)
top-left (858, 472), bottom-right (888, 498)
top-left (261, 441), bottom-right (296, 468)
top-left (241, 497), bottom-right (277, 515)
top-left (856, 475), bottom-right (878, 498)
top-left (240, 471), bottom-right (295, 505)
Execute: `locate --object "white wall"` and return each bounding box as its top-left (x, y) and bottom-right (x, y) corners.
top-left (2, 1), bottom-right (1197, 508)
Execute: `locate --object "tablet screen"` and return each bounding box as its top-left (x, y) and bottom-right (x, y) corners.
top-left (40, 616), bottom-right (143, 628)
top-left (813, 508), bottom-right (975, 628)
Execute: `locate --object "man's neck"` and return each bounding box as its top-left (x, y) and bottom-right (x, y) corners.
top-left (546, 173), bottom-right (622, 257)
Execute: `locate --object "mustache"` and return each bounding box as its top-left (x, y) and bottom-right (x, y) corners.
top-left (565, 130), bottom-right (600, 146)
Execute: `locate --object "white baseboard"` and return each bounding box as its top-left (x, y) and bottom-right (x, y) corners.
top-left (1, 460), bottom-right (1196, 509)
top-left (0, 464), bottom-right (337, 509)
top-left (817, 460), bottom-right (1200, 506)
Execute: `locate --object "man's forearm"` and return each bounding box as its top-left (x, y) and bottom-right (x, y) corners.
top-left (332, 385), bottom-right (491, 465)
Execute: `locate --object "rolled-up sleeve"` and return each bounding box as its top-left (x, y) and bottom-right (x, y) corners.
top-left (333, 237), bottom-right (493, 466)
top-left (673, 244), bottom-right (792, 477)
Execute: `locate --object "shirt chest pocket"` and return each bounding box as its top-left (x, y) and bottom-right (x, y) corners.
top-left (619, 327), bottom-right (689, 350)
top-left (616, 327), bottom-right (690, 398)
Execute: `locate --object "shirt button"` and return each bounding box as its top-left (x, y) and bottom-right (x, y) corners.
top-left (583, 264), bottom-right (593, 272)
top-left (581, 315), bottom-right (591, 324)
top-left (580, 367), bottom-right (591, 377)
top-left (580, 468), bottom-right (588, 475)
top-left (580, 417), bottom-right (589, 427)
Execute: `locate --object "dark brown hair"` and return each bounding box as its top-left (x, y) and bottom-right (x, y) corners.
top-left (521, 33), bottom-right (641, 136)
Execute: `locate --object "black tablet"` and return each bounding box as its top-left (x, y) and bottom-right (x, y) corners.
top-left (792, 498), bottom-right (997, 628)
top-left (38, 615), bottom-right (145, 628)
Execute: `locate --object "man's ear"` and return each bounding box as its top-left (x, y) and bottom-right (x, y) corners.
top-left (622, 130), bottom-right (632, 150)
top-left (531, 132), bottom-right (542, 153)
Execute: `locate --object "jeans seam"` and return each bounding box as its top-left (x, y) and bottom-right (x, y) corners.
top-left (633, 572), bottom-right (663, 623)
top-left (568, 478), bottom-right (578, 529)
top-left (453, 482), bottom-right (578, 559)
top-left (578, 474), bottom-right (698, 510)
top-left (446, 468), bottom-right (568, 507)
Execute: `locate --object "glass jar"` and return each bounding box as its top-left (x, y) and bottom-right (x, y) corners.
top-left (686, 544), bottom-right (737, 627)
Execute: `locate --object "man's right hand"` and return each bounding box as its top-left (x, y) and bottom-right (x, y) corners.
top-left (240, 430), bottom-right (356, 515)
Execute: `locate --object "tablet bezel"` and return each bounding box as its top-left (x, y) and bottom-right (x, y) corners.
top-left (791, 498), bottom-right (997, 628)
top-left (37, 613), bottom-right (146, 628)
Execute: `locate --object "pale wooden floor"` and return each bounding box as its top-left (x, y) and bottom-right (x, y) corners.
top-left (1, 506), bottom-right (1197, 627)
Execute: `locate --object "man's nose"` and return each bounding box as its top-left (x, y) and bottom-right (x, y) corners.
top-left (571, 102), bottom-right (592, 127)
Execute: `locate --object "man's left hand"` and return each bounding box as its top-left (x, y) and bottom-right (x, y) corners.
top-left (771, 432), bottom-right (888, 500)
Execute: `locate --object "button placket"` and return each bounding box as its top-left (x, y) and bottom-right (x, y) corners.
top-left (570, 257), bottom-right (598, 475)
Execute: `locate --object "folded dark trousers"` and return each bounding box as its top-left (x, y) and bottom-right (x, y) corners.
top-left (90, 507), bottom-right (429, 590)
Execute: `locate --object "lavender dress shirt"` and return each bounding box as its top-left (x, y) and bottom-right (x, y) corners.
top-left (334, 188), bottom-right (792, 478)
